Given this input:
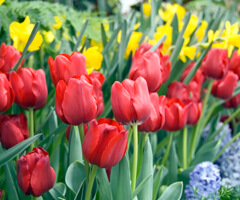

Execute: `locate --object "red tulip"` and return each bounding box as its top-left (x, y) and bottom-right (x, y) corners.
top-left (201, 48), bottom-right (229, 80)
top-left (82, 118), bottom-right (128, 168)
top-left (223, 93), bottom-right (240, 108)
top-left (0, 113), bottom-right (29, 149)
top-left (229, 50), bottom-right (240, 79)
top-left (163, 98), bottom-right (190, 131)
top-left (89, 71), bottom-right (105, 116)
top-left (0, 43), bottom-right (23, 73)
top-left (111, 76), bottom-right (151, 124)
top-left (211, 71), bottom-right (238, 99)
top-left (65, 124), bottom-right (88, 141)
top-left (138, 94), bottom-right (165, 132)
top-left (55, 75), bottom-right (98, 125)
top-left (167, 81), bottom-right (189, 100)
top-left (9, 68), bottom-right (48, 110)
top-left (48, 51), bottom-right (87, 86)
top-left (17, 147), bottom-right (55, 197)
top-left (0, 72), bottom-right (15, 112)
top-left (185, 100), bottom-right (202, 125)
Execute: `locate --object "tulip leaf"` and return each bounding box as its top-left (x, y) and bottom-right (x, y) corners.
top-left (167, 142), bottom-right (178, 184)
top-left (110, 155), bottom-right (132, 200)
top-left (73, 19), bottom-right (88, 51)
top-left (171, 14), bottom-right (179, 45)
top-left (42, 183), bottom-right (66, 200)
top-left (136, 139), bottom-right (153, 200)
top-left (101, 23), bottom-right (107, 47)
top-left (153, 166), bottom-right (168, 200)
top-left (96, 168), bottom-right (113, 200)
top-left (158, 182), bottom-right (183, 200)
top-left (68, 126), bottom-right (83, 164)
top-left (132, 175), bottom-right (152, 198)
top-left (74, 179), bottom-right (86, 200)
top-left (65, 161), bottom-right (86, 193)
top-left (0, 134), bottom-right (41, 167)
top-left (149, 34), bottom-right (167, 52)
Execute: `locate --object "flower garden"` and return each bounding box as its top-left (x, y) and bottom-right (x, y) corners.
top-left (1, 0), bottom-right (240, 199)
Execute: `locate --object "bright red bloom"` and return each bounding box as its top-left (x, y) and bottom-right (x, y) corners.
top-left (229, 50), bottom-right (240, 79)
top-left (82, 119), bottom-right (128, 168)
top-left (111, 76), bottom-right (151, 124)
top-left (138, 94), bottom-right (165, 132)
top-left (0, 113), bottom-right (29, 149)
top-left (48, 52), bottom-right (87, 86)
top-left (185, 100), bottom-right (202, 125)
top-left (0, 72), bottom-right (15, 112)
top-left (17, 147), bottom-right (55, 197)
top-left (201, 48), bottom-right (229, 80)
top-left (211, 71), bottom-right (238, 99)
top-left (9, 68), bottom-right (48, 110)
top-left (163, 98), bottom-right (190, 131)
top-left (223, 93), bottom-right (240, 108)
top-left (55, 75), bottom-right (98, 125)
top-left (167, 81), bottom-right (189, 100)
top-left (0, 43), bottom-right (23, 73)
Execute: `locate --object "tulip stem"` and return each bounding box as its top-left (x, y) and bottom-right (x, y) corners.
top-left (182, 127), bottom-right (188, 169)
top-left (29, 108), bottom-right (35, 150)
top-left (189, 79), bottom-right (213, 165)
top-left (161, 132), bottom-right (173, 165)
top-left (143, 133), bottom-right (149, 146)
top-left (131, 123), bottom-right (138, 192)
top-left (78, 124), bottom-right (90, 180)
top-left (85, 165), bottom-right (98, 200)
top-left (31, 196), bottom-right (37, 200)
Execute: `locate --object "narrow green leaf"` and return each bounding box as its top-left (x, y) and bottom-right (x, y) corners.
top-left (101, 23), bottom-right (107, 47)
top-left (158, 182), bottom-right (183, 200)
top-left (12, 22), bottom-right (40, 71)
top-left (149, 35), bottom-right (167, 52)
top-left (35, 107), bottom-right (54, 134)
top-left (96, 168), bottom-right (113, 200)
top-left (167, 142), bottom-right (178, 184)
top-left (42, 183), bottom-right (66, 200)
top-left (73, 20), bottom-right (88, 51)
top-left (171, 14), bottom-right (179, 45)
top-left (65, 161), bottom-right (86, 193)
top-left (0, 134), bottom-right (41, 167)
top-left (132, 175), bottom-right (152, 198)
top-left (153, 166), bottom-right (168, 200)
top-left (74, 179), bottom-right (86, 200)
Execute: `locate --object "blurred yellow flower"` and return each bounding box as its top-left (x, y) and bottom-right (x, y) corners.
top-left (0, 0), bottom-right (5, 5)
top-left (42, 30), bottom-right (55, 44)
top-left (9, 16), bottom-right (43, 52)
top-left (143, 2), bottom-right (151, 17)
top-left (179, 37), bottom-right (197, 62)
top-left (53, 16), bottom-right (62, 29)
top-left (159, 3), bottom-right (185, 23)
top-left (183, 14), bottom-right (198, 38)
top-left (195, 20), bottom-right (208, 42)
top-left (83, 47), bottom-right (103, 74)
top-left (90, 39), bottom-right (103, 52)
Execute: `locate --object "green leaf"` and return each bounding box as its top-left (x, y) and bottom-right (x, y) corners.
top-left (158, 182), bottom-right (183, 200)
top-left (73, 19), bottom-right (88, 51)
top-left (101, 23), bottom-right (107, 47)
top-left (96, 168), bottom-right (113, 200)
top-left (65, 161), bottom-right (86, 194)
top-left (133, 175), bottom-right (152, 198)
top-left (74, 179), bottom-right (86, 200)
top-left (153, 166), bottom-right (168, 200)
top-left (149, 35), bottom-right (167, 52)
top-left (42, 183), bottom-right (66, 200)
top-left (68, 126), bottom-right (83, 164)
top-left (137, 139), bottom-right (153, 200)
top-left (12, 21), bottom-right (40, 71)
top-left (167, 142), bottom-right (178, 184)
top-left (171, 14), bottom-right (179, 45)
top-left (0, 134), bottom-right (41, 167)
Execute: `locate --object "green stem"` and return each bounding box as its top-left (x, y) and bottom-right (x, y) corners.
top-left (161, 132), bottom-right (173, 165)
top-left (78, 125), bottom-right (90, 180)
top-left (202, 99), bottom-right (217, 129)
top-left (143, 133), bottom-right (149, 146)
top-left (29, 108), bottom-right (35, 150)
top-left (127, 126), bottom-right (133, 150)
top-left (189, 79), bottom-right (214, 164)
top-left (214, 131), bottom-right (240, 162)
top-left (183, 127), bottom-right (188, 169)
top-left (131, 123), bottom-right (138, 192)
top-left (85, 165), bottom-right (98, 200)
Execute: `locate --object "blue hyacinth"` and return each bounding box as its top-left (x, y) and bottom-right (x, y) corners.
top-left (185, 161), bottom-right (221, 200)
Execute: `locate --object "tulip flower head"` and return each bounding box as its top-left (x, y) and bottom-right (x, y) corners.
top-left (83, 118), bottom-right (128, 168)
top-left (17, 147), bottom-right (55, 197)
top-left (0, 113), bottom-right (29, 149)
top-left (223, 93), bottom-right (240, 108)
top-left (229, 50), bottom-right (240, 79)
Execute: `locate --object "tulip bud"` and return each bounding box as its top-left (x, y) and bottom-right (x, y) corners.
top-left (17, 147), bottom-right (55, 197)
top-left (185, 100), bottom-right (202, 125)
top-left (0, 113), bottom-right (29, 149)
top-left (201, 48), bottom-right (229, 80)
top-left (0, 72), bottom-right (15, 112)
top-left (9, 68), bottom-right (48, 110)
top-left (211, 71), bottom-right (238, 99)
top-left (82, 119), bottom-right (128, 168)
top-left (229, 50), bottom-right (240, 79)
top-left (48, 51), bottom-right (87, 86)
top-left (111, 77), bottom-right (151, 124)
top-left (223, 93), bottom-right (240, 108)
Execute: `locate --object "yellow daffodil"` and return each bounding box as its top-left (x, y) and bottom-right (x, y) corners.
top-left (53, 16), bottom-right (62, 30)
top-left (83, 47), bottom-right (103, 74)
top-left (143, 2), bottom-right (151, 17)
top-left (42, 30), bottom-right (55, 44)
top-left (159, 3), bottom-right (185, 23)
top-left (179, 37), bottom-right (197, 62)
top-left (195, 20), bottom-right (208, 42)
top-left (90, 39), bottom-right (103, 52)
top-left (9, 16), bottom-right (43, 52)
top-left (0, 0), bottom-right (5, 5)
top-left (183, 14), bottom-right (198, 38)
top-left (134, 22), bottom-right (141, 30)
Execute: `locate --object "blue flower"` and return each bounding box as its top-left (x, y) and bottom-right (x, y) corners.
top-left (185, 161), bottom-right (221, 200)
